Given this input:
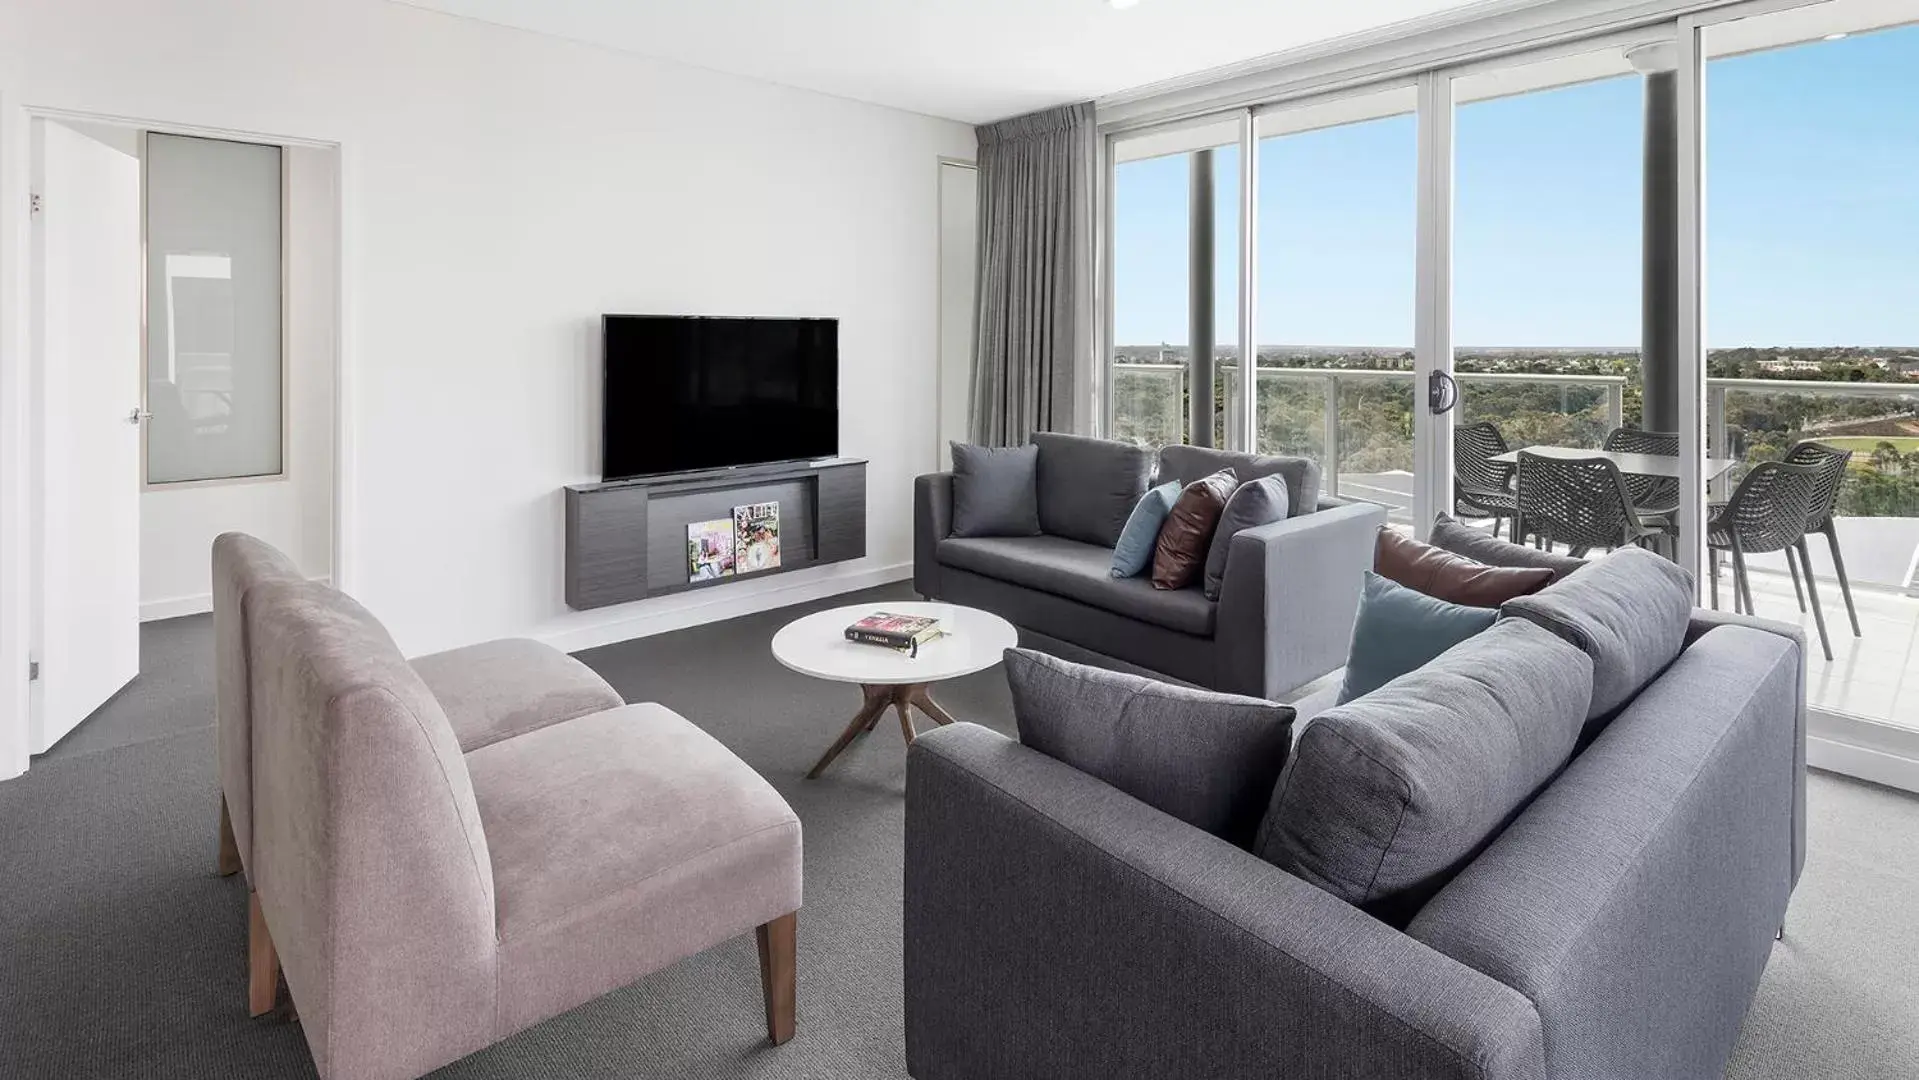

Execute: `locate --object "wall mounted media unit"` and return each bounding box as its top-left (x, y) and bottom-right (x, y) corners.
top-left (565, 313), bottom-right (861, 610)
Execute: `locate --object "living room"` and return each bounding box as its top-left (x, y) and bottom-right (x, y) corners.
top-left (0, 1), bottom-right (1915, 1078)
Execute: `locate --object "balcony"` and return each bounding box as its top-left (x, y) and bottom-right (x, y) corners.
top-left (1110, 360), bottom-right (1919, 728)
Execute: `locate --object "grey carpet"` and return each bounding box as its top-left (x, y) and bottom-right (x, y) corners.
top-left (2, 583), bottom-right (1915, 1079)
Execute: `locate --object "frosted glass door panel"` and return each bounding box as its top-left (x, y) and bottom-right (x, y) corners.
top-left (145, 133), bottom-right (283, 483)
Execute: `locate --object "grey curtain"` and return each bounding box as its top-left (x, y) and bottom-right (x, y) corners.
top-left (970, 101), bottom-right (1096, 446)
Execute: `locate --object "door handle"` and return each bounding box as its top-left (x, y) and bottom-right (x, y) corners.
top-left (126, 407), bottom-right (152, 425)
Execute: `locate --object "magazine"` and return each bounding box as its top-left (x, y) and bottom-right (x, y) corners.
top-left (686, 518), bottom-right (736, 582)
top-left (844, 611), bottom-right (944, 656)
top-left (733, 501), bottom-right (782, 574)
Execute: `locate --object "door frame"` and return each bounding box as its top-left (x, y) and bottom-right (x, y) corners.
top-left (0, 103), bottom-right (351, 780)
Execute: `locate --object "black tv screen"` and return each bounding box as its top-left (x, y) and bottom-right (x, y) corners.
top-left (601, 315), bottom-right (839, 481)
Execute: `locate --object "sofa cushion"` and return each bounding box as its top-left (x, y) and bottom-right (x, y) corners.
top-left (1111, 480), bottom-right (1181, 579)
top-left (411, 638), bottom-right (626, 753)
top-left (1032, 432), bottom-right (1154, 548)
top-left (1004, 647), bottom-right (1295, 847)
top-left (939, 535), bottom-right (1216, 636)
top-left (949, 442), bottom-right (1041, 538)
top-left (1153, 469), bottom-right (1238, 591)
top-left (1499, 546), bottom-right (1694, 736)
top-left (1339, 572), bottom-right (1498, 704)
top-left (1202, 475), bottom-right (1290, 601)
top-left (1158, 445), bottom-right (1320, 519)
top-left (469, 703), bottom-right (803, 1034)
top-left (1375, 528), bottom-right (1554, 607)
top-left (1257, 618), bottom-right (1594, 926)
top-left (1430, 513), bottom-right (1584, 581)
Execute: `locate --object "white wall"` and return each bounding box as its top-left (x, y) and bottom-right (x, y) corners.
top-left (139, 143), bottom-right (338, 619)
top-left (0, 0), bottom-right (975, 726)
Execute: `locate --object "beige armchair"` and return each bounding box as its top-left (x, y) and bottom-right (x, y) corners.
top-left (214, 536), bottom-right (802, 1079)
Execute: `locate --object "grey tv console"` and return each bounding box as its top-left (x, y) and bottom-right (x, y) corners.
top-left (564, 457), bottom-right (867, 610)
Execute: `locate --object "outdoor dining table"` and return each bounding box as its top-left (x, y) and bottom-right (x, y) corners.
top-left (1488, 444), bottom-right (1743, 482)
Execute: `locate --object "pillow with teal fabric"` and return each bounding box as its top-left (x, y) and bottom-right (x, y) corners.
top-left (1109, 481), bottom-right (1182, 578)
top-left (1338, 572), bottom-right (1498, 704)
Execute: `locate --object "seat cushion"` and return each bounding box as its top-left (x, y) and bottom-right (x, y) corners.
top-left (1499, 546), bottom-right (1693, 736)
top-left (469, 703), bottom-right (802, 1036)
top-left (1257, 619), bottom-right (1594, 927)
top-left (411, 638), bottom-right (626, 753)
top-left (1032, 432), bottom-right (1154, 548)
top-left (1158, 444), bottom-right (1321, 519)
top-left (939, 535), bottom-right (1216, 636)
top-left (1005, 647), bottom-right (1295, 848)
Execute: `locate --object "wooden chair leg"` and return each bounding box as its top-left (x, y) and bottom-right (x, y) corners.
top-left (755, 912), bottom-right (797, 1046)
top-left (248, 892), bottom-right (280, 1018)
top-left (218, 795), bottom-right (243, 877)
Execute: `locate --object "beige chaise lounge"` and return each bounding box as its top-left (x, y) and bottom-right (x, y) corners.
top-left (212, 534), bottom-right (803, 1080)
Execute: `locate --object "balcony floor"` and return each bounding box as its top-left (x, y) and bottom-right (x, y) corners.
top-left (1717, 569), bottom-right (1919, 730)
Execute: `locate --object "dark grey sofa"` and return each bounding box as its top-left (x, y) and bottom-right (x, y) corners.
top-left (903, 551), bottom-right (1807, 1080)
top-left (915, 438), bottom-right (1386, 699)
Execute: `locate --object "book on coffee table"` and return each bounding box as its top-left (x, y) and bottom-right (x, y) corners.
top-left (844, 612), bottom-right (944, 657)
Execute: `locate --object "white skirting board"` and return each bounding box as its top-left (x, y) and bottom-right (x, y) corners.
top-left (539, 562), bottom-right (913, 656)
top-left (140, 575), bottom-right (332, 623)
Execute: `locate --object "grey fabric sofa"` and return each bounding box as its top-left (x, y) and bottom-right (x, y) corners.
top-left (914, 438), bottom-right (1386, 699)
top-left (903, 548), bottom-right (1806, 1080)
top-left (214, 534), bottom-right (802, 1080)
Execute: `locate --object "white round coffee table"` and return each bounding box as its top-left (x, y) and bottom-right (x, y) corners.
top-left (771, 601), bottom-right (1018, 778)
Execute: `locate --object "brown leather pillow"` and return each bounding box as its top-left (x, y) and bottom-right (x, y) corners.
top-left (1152, 469), bottom-right (1238, 590)
top-left (1375, 528), bottom-right (1554, 608)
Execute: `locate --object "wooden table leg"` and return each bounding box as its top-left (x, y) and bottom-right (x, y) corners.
top-left (804, 686), bottom-right (892, 779)
top-left (807, 683), bottom-right (951, 777)
top-left (907, 686), bottom-right (959, 727)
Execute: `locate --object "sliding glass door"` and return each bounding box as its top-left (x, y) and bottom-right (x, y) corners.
top-left (1253, 86), bottom-right (1419, 520)
top-left (1109, 118), bottom-right (1243, 451)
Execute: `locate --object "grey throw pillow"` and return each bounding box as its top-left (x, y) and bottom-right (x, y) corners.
top-left (1032, 432), bottom-right (1153, 548)
top-left (1158, 445), bottom-right (1320, 519)
top-left (1202, 475), bottom-right (1290, 600)
top-left (1430, 513), bottom-right (1584, 582)
top-left (1005, 648), bottom-right (1295, 848)
top-left (949, 442), bottom-right (1041, 538)
top-left (1499, 546), bottom-right (1694, 738)
top-left (1256, 619), bottom-right (1594, 926)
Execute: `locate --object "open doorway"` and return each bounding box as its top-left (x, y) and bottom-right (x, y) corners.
top-left (24, 115), bottom-right (340, 760)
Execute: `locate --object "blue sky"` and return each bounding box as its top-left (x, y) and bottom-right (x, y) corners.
top-left (1112, 25), bottom-right (1919, 349)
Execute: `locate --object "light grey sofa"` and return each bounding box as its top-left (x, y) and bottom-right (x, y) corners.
top-left (214, 534), bottom-right (802, 1080)
top-left (904, 546), bottom-right (1807, 1080)
top-left (914, 437), bottom-right (1386, 699)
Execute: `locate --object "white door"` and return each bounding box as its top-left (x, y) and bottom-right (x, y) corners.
top-left (29, 120), bottom-right (142, 753)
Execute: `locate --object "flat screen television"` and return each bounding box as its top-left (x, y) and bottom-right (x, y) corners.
top-left (601, 314), bottom-right (839, 481)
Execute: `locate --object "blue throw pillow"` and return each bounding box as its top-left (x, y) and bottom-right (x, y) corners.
top-left (1110, 481), bottom-right (1182, 578)
top-left (1338, 572), bottom-right (1498, 704)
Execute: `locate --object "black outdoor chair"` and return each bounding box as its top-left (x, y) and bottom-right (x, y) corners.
top-left (1454, 421), bottom-right (1518, 537)
top-left (1603, 427), bottom-right (1681, 520)
top-left (1707, 460), bottom-right (1832, 661)
top-left (1515, 451), bottom-right (1666, 558)
top-left (1785, 440), bottom-right (1861, 639)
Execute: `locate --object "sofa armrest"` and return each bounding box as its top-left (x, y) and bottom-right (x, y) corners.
top-left (905, 724), bottom-right (1545, 1080)
top-left (1687, 608), bottom-right (1809, 886)
top-left (914, 472), bottom-right (955, 599)
top-left (1215, 498), bottom-right (1385, 698)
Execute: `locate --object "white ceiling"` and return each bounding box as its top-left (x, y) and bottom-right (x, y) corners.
top-left (394, 0), bottom-right (1503, 125)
